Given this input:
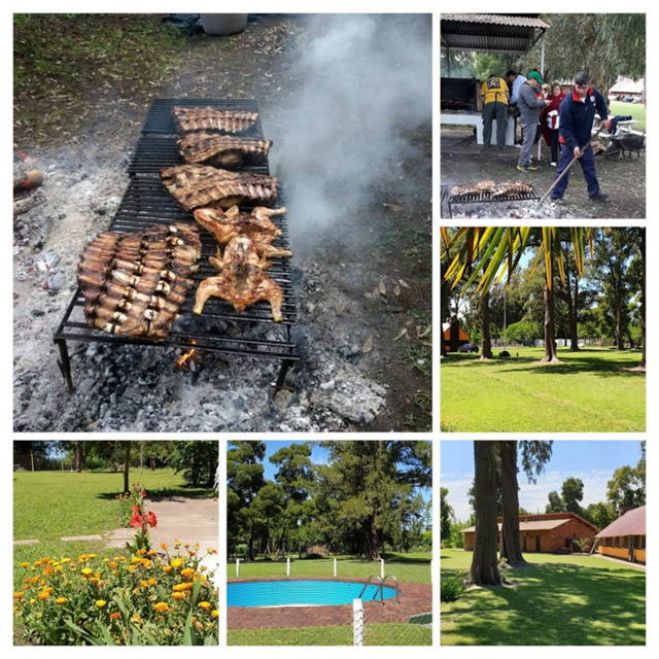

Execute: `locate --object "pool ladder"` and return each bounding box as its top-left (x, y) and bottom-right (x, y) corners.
top-left (358, 575), bottom-right (400, 606)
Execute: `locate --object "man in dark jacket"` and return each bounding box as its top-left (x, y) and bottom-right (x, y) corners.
top-left (551, 70), bottom-right (611, 202)
top-left (516, 70), bottom-right (548, 171)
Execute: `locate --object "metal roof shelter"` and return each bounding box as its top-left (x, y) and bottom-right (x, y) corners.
top-left (441, 13), bottom-right (550, 54)
top-left (596, 505), bottom-right (646, 538)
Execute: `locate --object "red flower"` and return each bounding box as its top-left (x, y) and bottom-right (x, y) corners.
top-left (129, 512), bottom-right (143, 528)
top-left (145, 511), bottom-right (158, 528)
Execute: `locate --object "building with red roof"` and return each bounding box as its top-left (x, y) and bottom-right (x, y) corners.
top-left (595, 505), bottom-right (646, 564)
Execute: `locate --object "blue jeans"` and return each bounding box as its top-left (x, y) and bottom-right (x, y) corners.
top-left (551, 144), bottom-right (600, 199)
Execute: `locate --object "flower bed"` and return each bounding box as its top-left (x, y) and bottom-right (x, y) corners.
top-left (14, 544), bottom-right (218, 645)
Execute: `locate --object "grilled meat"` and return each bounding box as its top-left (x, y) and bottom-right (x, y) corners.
top-left (450, 180), bottom-right (533, 199)
top-left (173, 106), bottom-right (258, 134)
top-left (161, 165), bottom-right (278, 212)
top-left (193, 206), bottom-right (292, 261)
top-left (492, 181), bottom-right (534, 198)
top-left (193, 235), bottom-right (283, 322)
top-left (177, 132), bottom-right (272, 168)
top-left (78, 223), bottom-right (201, 338)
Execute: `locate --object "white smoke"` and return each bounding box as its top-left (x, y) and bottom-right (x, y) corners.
top-left (270, 14), bottom-right (431, 252)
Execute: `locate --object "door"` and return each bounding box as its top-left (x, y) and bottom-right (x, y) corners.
top-left (535, 535), bottom-right (541, 552)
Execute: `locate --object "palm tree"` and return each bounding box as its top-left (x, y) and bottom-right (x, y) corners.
top-left (441, 227), bottom-right (594, 363)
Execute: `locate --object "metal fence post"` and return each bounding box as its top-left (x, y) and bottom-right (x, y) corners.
top-left (352, 598), bottom-right (364, 646)
top-left (286, 557), bottom-right (290, 576)
top-left (236, 558), bottom-right (240, 577)
top-left (333, 557), bottom-right (337, 577)
top-left (380, 557), bottom-right (385, 579)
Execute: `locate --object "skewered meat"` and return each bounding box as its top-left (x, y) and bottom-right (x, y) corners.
top-left (161, 165), bottom-right (278, 212)
top-left (173, 106), bottom-right (258, 134)
top-left (177, 132), bottom-right (272, 168)
top-left (78, 223), bottom-right (201, 338)
top-left (193, 206), bottom-right (292, 261)
top-left (193, 236), bottom-right (283, 322)
top-left (492, 181), bottom-right (534, 198)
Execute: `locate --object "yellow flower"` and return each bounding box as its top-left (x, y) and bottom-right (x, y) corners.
top-left (207, 548), bottom-right (218, 555)
top-left (172, 592), bottom-right (186, 601)
top-left (153, 602), bottom-right (170, 613)
top-left (137, 549), bottom-right (147, 556)
top-left (198, 601), bottom-right (212, 610)
top-left (162, 565), bottom-right (173, 574)
top-left (81, 567), bottom-right (93, 577)
top-left (13, 592), bottom-right (24, 600)
top-left (37, 591), bottom-right (50, 601)
top-left (170, 558), bottom-right (183, 569)
top-left (159, 543), bottom-right (168, 551)
top-left (147, 578), bottom-right (157, 586)
top-left (147, 549), bottom-right (158, 556)
top-left (131, 556), bottom-right (143, 564)
top-left (20, 562), bottom-right (29, 568)
top-left (211, 609), bottom-right (219, 618)
top-left (60, 558), bottom-right (71, 564)
top-left (180, 568), bottom-right (195, 578)
top-left (95, 599), bottom-right (107, 608)
top-left (131, 612), bottom-right (142, 624)
top-left (55, 597), bottom-right (68, 605)
top-left (172, 582), bottom-right (193, 592)
top-left (139, 579), bottom-right (150, 589)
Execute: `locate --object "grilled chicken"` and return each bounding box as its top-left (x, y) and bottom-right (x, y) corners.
top-left (193, 206), bottom-right (292, 261)
top-left (193, 236), bottom-right (284, 322)
top-left (78, 223), bottom-right (201, 338)
top-left (173, 106), bottom-right (258, 134)
top-left (177, 132), bottom-right (272, 168)
top-left (161, 165), bottom-right (278, 212)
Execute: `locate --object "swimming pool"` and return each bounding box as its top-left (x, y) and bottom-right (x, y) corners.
top-left (228, 579), bottom-right (398, 608)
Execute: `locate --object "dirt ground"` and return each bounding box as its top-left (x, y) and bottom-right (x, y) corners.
top-left (13, 15), bottom-right (432, 432)
top-left (441, 129), bottom-right (646, 218)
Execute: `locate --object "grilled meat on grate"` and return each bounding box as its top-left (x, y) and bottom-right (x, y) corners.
top-left (161, 165), bottom-right (278, 212)
top-left (78, 223), bottom-right (202, 338)
top-left (491, 181), bottom-right (534, 198)
top-left (193, 235), bottom-right (284, 322)
top-left (173, 106), bottom-right (258, 134)
top-left (450, 180), bottom-right (534, 199)
top-left (177, 132), bottom-right (272, 168)
top-left (193, 206), bottom-right (292, 261)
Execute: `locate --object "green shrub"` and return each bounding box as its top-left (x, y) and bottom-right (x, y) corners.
top-left (441, 576), bottom-right (465, 602)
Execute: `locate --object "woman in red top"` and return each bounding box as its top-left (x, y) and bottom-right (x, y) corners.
top-left (541, 82), bottom-right (566, 165)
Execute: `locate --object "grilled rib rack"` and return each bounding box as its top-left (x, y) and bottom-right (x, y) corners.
top-left (443, 183), bottom-right (539, 218)
top-left (54, 99), bottom-right (299, 394)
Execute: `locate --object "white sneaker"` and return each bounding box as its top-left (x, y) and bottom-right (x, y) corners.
top-left (550, 161), bottom-right (557, 166)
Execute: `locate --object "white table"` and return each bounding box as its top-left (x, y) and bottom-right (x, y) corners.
top-left (441, 111), bottom-right (516, 146)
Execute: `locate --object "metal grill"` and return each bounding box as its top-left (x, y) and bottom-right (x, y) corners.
top-left (54, 99), bottom-right (299, 393)
top-left (446, 184), bottom-right (539, 216)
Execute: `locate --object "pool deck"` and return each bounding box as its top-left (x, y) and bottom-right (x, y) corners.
top-left (227, 576), bottom-right (432, 629)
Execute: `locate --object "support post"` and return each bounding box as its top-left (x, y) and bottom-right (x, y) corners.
top-left (352, 599), bottom-right (364, 646)
top-left (286, 557), bottom-right (290, 576)
top-left (333, 557), bottom-right (337, 577)
top-left (235, 558), bottom-right (240, 577)
top-left (537, 39), bottom-right (546, 162)
top-left (380, 558), bottom-right (385, 579)
top-left (274, 359), bottom-right (294, 393)
top-left (55, 339), bottom-right (75, 393)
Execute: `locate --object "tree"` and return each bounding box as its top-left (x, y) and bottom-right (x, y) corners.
top-left (440, 487), bottom-right (455, 543)
top-left (561, 477), bottom-right (584, 514)
top-left (607, 461), bottom-right (645, 514)
top-left (584, 501), bottom-right (615, 530)
top-left (470, 441), bottom-right (501, 586)
top-left (546, 490), bottom-right (563, 513)
top-left (167, 441), bottom-right (218, 488)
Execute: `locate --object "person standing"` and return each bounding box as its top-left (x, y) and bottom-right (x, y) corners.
top-left (516, 70), bottom-right (548, 171)
top-left (541, 82), bottom-right (566, 166)
top-left (480, 73), bottom-right (509, 148)
top-left (550, 70), bottom-right (611, 202)
top-left (504, 69), bottom-right (528, 106)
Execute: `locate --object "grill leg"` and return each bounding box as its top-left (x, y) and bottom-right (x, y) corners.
top-left (55, 339), bottom-right (75, 394)
top-left (274, 359), bottom-right (295, 393)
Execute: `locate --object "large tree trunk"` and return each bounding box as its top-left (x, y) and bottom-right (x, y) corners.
top-left (499, 441), bottom-right (527, 567)
top-left (449, 316), bottom-right (460, 353)
top-left (568, 274), bottom-right (579, 351)
top-left (540, 281), bottom-right (560, 363)
top-left (480, 291), bottom-right (493, 359)
top-left (640, 230), bottom-right (646, 368)
top-left (470, 441), bottom-right (502, 586)
top-left (74, 442), bottom-right (83, 473)
top-left (122, 442), bottom-right (131, 493)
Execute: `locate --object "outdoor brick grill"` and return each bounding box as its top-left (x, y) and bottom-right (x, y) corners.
top-left (54, 99), bottom-right (299, 393)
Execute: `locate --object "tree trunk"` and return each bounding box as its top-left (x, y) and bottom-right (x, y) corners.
top-left (569, 274), bottom-right (579, 351)
top-left (123, 443), bottom-right (131, 493)
top-left (615, 304), bottom-right (624, 350)
top-left (480, 291), bottom-right (493, 359)
top-left (640, 230), bottom-right (646, 367)
top-left (470, 441), bottom-right (502, 586)
top-left (74, 442), bottom-right (83, 473)
top-left (540, 281), bottom-right (560, 363)
top-left (449, 316), bottom-right (460, 353)
top-left (499, 441), bottom-right (527, 567)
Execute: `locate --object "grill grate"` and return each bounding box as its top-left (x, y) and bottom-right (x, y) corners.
top-left (54, 99), bottom-right (299, 393)
top-left (449, 188), bottom-right (539, 204)
top-left (140, 98), bottom-right (264, 137)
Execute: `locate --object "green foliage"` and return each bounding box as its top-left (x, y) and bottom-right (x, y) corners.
top-left (584, 502), bottom-right (615, 530)
top-left (166, 441), bottom-right (218, 488)
top-left (440, 487), bottom-right (454, 542)
top-left (561, 477), bottom-right (585, 514)
top-left (441, 575), bottom-right (465, 602)
top-left (607, 445), bottom-right (645, 513)
top-left (502, 319), bottom-right (541, 344)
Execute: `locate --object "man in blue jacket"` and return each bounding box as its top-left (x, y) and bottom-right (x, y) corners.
top-left (551, 71), bottom-right (611, 202)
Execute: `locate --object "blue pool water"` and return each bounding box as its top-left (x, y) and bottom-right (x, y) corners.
top-left (228, 579), bottom-right (398, 608)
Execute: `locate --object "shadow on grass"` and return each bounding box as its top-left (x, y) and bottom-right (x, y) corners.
top-left (382, 553), bottom-right (431, 565)
top-left (95, 485), bottom-right (214, 501)
top-left (442, 562), bottom-right (645, 645)
top-left (442, 350), bottom-right (644, 378)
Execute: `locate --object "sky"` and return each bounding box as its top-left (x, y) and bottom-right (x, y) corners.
top-left (441, 440), bottom-right (643, 521)
top-left (248, 440), bottom-right (432, 502)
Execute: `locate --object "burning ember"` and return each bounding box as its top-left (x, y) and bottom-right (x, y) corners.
top-left (176, 342), bottom-right (199, 369)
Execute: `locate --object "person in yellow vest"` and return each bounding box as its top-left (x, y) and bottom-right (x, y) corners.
top-left (480, 73), bottom-right (509, 148)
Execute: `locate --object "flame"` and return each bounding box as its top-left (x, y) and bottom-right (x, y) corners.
top-left (176, 341), bottom-right (198, 369)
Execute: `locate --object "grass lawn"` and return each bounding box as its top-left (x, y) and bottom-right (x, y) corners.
top-left (441, 549), bottom-right (645, 645)
top-left (608, 101), bottom-right (646, 132)
top-left (440, 346), bottom-right (645, 432)
top-left (226, 552), bottom-right (431, 585)
top-left (13, 468), bottom-right (209, 586)
top-left (228, 552), bottom-right (431, 645)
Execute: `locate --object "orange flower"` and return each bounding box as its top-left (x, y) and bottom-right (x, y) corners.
top-left (153, 602), bottom-right (170, 613)
top-left (172, 592), bottom-right (186, 601)
top-left (37, 591), bottom-right (50, 601)
top-left (13, 592), bottom-right (24, 600)
top-left (172, 582), bottom-right (193, 592)
top-left (180, 568), bottom-right (195, 578)
top-left (110, 612), bottom-right (121, 620)
top-left (162, 565), bottom-right (173, 574)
